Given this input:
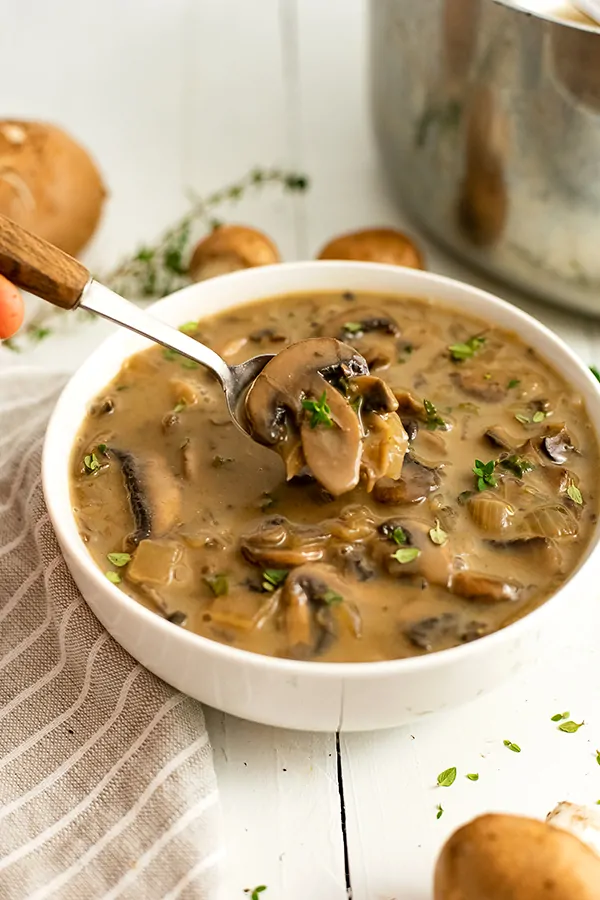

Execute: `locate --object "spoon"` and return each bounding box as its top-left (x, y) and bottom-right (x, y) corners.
top-left (0, 215), bottom-right (273, 435)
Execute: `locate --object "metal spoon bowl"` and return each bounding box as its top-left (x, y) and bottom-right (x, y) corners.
top-left (0, 214), bottom-right (273, 436)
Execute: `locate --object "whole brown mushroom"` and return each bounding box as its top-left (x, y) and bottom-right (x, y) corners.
top-left (434, 812), bottom-right (600, 900)
top-left (189, 224), bottom-right (280, 281)
top-left (317, 227), bottom-right (425, 270)
top-left (0, 120), bottom-right (106, 256)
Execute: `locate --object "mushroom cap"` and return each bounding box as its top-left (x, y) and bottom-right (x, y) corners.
top-left (317, 228), bottom-right (425, 269)
top-left (547, 802), bottom-right (600, 858)
top-left (189, 224), bottom-right (280, 281)
top-left (244, 337), bottom-right (368, 497)
top-left (0, 119), bottom-right (106, 256)
top-left (434, 813), bottom-right (600, 900)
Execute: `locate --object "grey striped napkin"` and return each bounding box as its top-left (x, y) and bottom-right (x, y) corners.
top-left (0, 368), bottom-right (222, 899)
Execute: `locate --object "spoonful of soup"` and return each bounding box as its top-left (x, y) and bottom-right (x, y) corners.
top-left (0, 215), bottom-right (407, 495)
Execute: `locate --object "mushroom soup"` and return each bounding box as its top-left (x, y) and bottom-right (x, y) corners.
top-left (70, 290), bottom-right (599, 662)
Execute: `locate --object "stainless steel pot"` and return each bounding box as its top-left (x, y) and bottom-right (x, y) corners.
top-left (371, 0), bottom-right (600, 315)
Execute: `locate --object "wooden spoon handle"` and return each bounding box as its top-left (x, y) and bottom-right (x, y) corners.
top-left (0, 215), bottom-right (90, 310)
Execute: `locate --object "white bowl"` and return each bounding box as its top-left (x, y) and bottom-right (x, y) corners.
top-left (42, 262), bottom-right (600, 732)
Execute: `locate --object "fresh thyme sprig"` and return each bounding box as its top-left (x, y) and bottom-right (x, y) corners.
top-left (1, 166), bottom-right (308, 351)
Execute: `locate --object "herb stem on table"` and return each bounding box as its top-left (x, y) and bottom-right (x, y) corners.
top-left (1, 166), bottom-right (309, 351)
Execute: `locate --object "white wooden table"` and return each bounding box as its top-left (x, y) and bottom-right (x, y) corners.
top-left (3, 2), bottom-right (600, 897)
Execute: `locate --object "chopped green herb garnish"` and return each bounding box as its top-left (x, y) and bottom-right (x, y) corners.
top-left (179, 321), bottom-right (198, 333)
top-left (343, 322), bottom-right (363, 334)
top-left (107, 552), bottom-right (132, 567)
top-left (302, 391), bottom-right (334, 429)
top-left (429, 521), bottom-right (448, 546)
top-left (392, 547), bottom-right (421, 564)
top-left (181, 358), bottom-right (200, 369)
top-left (507, 378), bottom-right (521, 389)
top-left (504, 740), bottom-right (521, 753)
top-left (392, 526), bottom-right (407, 545)
top-left (551, 711), bottom-right (570, 722)
top-left (515, 413), bottom-right (530, 426)
top-left (244, 887), bottom-right (267, 900)
top-left (173, 400), bottom-right (187, 414)
top-left (466, 773), bottom-right (479, 781)
top-left (501, 455), bottom-right (534, 478)
top-left (105, 571), bottom-right (121, 584)
top-left (423, 399), bottom-right (447, 431)
top-left (83, 453), bottom-right (100, 474)
top-left (262, 569), bottom-right (288, 592)
top-left (558, 720), bottom-right (584, 733)
top-left (97, 443), bottom-right (108, 455)
top-left (473, 459), bottom-right (497, 491)
top-left (204, 574), bottom-right (229, 597)
top-left (322, 589), bottom-right (344, 605)
top-left (567, 483), bottom-right (583, 505)
top-left (437, 767), bottom-right (457, 787)
top-left (590, 366), bottom-right (600, 383)
top-left (436, 804), bottom-right (444, 819)
top-left (163, 348), bottom-right (180, 362)
top-left (449, 335), bottom-right (486, 362)
top-left (532, 410), bottom-right (546, 423)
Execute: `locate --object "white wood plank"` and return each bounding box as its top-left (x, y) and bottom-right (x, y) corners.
top-left (205, 708), bottom-right (347, 900)
top-left (342, 587), bottom-right (600, 899)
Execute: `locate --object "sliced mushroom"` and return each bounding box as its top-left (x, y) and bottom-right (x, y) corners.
top-left (111, 449), bottom-right (181, 549)
top-left (240, 516), bottom-right (328, 568)
top-left (317, 228), bottom-right (425, 269)
top-left (373, 460), bottom-right (440, 505)
top-left (189, 224), bottom-right (280, 281)
top-left (450, 569), bottom-right (521, 603)
top-left (542, 424), bottom-right (575, 464)
top-left (329, 543), bottom-right (375, 581)
top-left (348, 374), bottom-right (398, 413)
top-left (374, 518), bottom-right (453, 586)
top-left (451, 368), bottom-right (508, 403)
top-left (321, 308), bottom-right (401, 369)
top-left (245, 337), bottom-right (369, 496)
top-left (484, 425), bottom-right (518, 450)
top-left (278, 564), bottom-right (361, 660)
top-left (404, 613), bottom-right (458, 652)
top-left (393, 389), bottom-right (425, 418)
top-left (324, 308), bottom-right (400, 342)
top-left (409, 430), bottom-right (448, 469)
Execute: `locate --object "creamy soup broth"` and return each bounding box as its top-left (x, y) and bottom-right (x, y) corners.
top-left (70, 291), bottom-right (599, 662)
